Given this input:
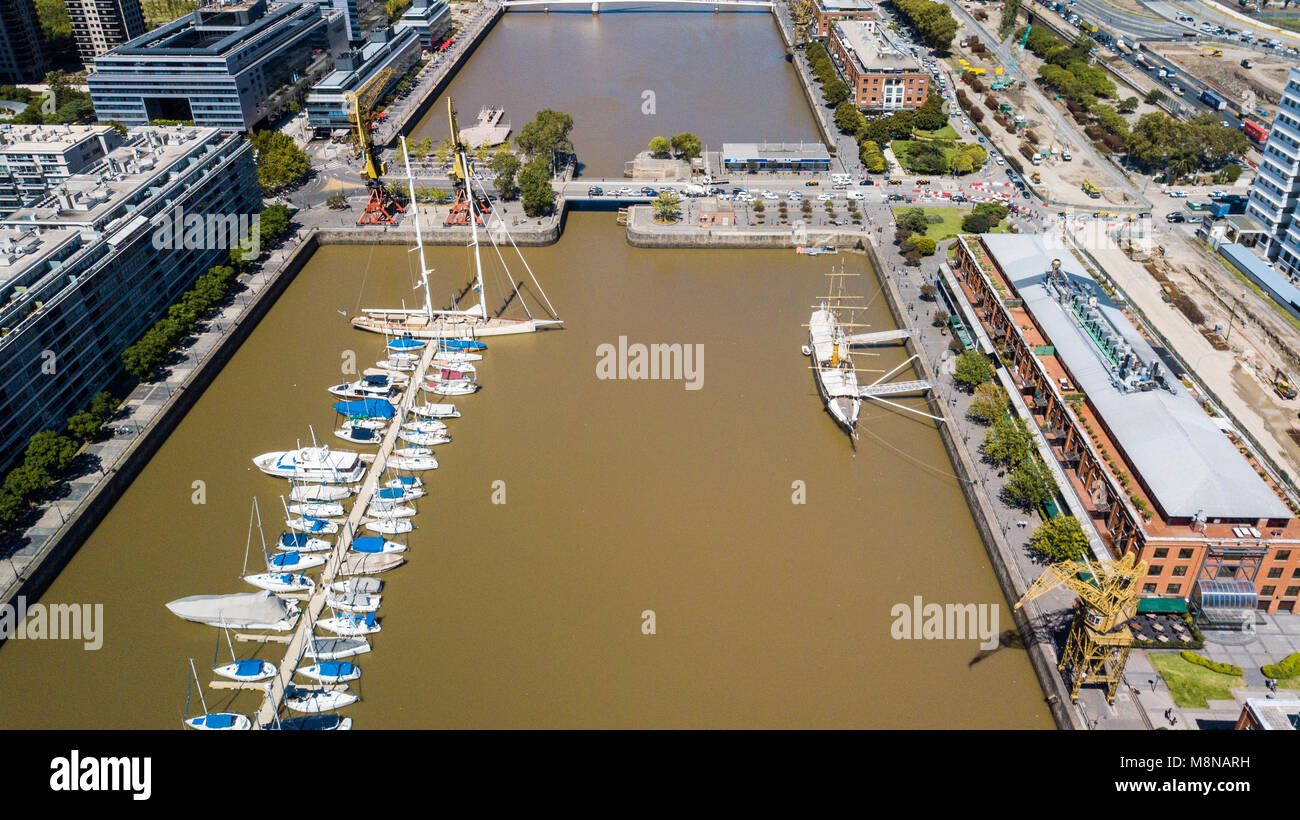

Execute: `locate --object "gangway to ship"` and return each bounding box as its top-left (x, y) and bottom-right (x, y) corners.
top-left (844, 328), bottom-right (912, 346)
top-left (858, 354), bottom-right (944, 422)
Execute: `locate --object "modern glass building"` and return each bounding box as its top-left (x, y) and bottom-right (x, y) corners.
top-left (305, 25), bottom-right (422, 134)
top-left (0, 125), bottom-right (127, 214)
top-left (1246, 67), bottom-right (1300, 278)
top-left (87, 0), bottom-right (336, 132)
top-left (0, 0), bottom-right (49, 84)
top-left (0, 127), bottom-right (260, 473)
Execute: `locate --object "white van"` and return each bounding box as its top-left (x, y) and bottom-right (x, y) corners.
top-left (1062, 149), bottom-right (1072, 161)
top-left (831, 173), bottom-right (852, 185)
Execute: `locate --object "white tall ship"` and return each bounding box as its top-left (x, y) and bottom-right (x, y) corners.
top-left (350, 99), bottom-right (561, 340)
top-left (806, 302), bottom-right (862, 437)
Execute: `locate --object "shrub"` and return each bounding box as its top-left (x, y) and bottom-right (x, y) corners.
top-left (1261, 652), bottom-right (1300, 680)
top-left (967, 381), bottom-right (1008, 425)
top-left (962, 212), bottom-right (993, 233)
top-left (1180, 651), bottom-right (1243, 676)
top-left (953, 349), bottom-right (994, 389)
top-left (1027, 516), bottom-right (1089, 562)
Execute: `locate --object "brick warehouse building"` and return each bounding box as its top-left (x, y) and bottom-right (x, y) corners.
top-left (810, 0), bottom-right (878, 38)
top-left (827, 20), bottom-right (929, 112)
top-left (948, 233), bottom-right (1300, 614)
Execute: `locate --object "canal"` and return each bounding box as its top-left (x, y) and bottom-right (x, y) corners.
top-left (0, 13), bottom-right (1050, 729)
top-left (410, 10), bottom-right (822, 177)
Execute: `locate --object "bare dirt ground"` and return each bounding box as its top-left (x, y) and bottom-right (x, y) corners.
top-left (1153, 42), bottom-right (1292, 107)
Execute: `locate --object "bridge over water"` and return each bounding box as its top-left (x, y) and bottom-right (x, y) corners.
top-left (502, 0), bottom-right (773, 9)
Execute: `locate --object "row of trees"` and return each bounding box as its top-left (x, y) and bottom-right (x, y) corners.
top-left (1126, 112), bottom-right (1250, 179)
top-left (121, 263), bottom-right (241, 381)
top-left (806, 41), bottom-right (850, 108)
top-left (647, 133), bottom-right (702, 161)
top-left (0, 392), bottom-right (118, 528)
top-left (893, 0), bottom-right (959, 51)
top-left (894, 208), bottom-right (939, 264)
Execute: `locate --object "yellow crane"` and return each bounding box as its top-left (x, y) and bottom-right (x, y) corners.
top-left (347, 65), bottom-right (402, 225)
top-left (442, 97), bottom-right (489, 227)
top-left (1015, 551), bottom-right (1147, 704)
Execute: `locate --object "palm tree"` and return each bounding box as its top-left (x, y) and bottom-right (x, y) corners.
top-left (652, 192), bottom-right (682, 223)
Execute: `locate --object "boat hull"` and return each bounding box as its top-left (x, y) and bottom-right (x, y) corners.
top-left (351, 314), bottom-right (561, 339)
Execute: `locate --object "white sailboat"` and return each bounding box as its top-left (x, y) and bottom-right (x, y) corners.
top-left (241, 498), bottom-right (317, 593)
top-left (183, 658), bottom-right (251, 730)
top-left (410, 402), bottom-right (459, 419)
top-left (212, 622), bottom-right (276, 683)
top-left (806, 268), bottom-right (863, 438)
top-left (253, 443), bottom-right (365, 484)
top-left (349, 103), bottom-right (562, 340)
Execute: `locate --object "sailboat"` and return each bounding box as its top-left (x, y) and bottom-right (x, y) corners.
top-left (410, 402), bottom-right (459, 419)
top-left (242, 498), bottom-right (318, 593)
top-left (349, 101), bottom-right (562, 340)
top-left (805, 267), bottom-right (864, 438)
top-left (212, 622), bottom-right (276, 683)
top-left (182, 658), bottom-right (251, 730)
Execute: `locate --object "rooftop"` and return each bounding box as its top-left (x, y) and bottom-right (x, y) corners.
top-left (721, 141), bottom-right (831, 161)
top-left (980, 233), bottom-right (1291, 521)
top-left (815, 0), bottom-right (877, 11)
top-left (833, 20), bottom-right (920, 72)
top-left (0, 125), bottom-right (118, 155)
top-left (106, 0), bottom-right (311, 57)
top-left (1219, 241), bottom-right (1300, 315)
top-left (1241, 697), bottom-right (1300, 730)
top-left (314, 27), bottom-right (415, 93)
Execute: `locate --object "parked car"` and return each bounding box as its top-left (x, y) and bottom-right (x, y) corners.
top-left (587, 186), bottom-right (604, 196)
top-left (887, 193), bottom-right (906, 202)
top-left (788, 190), bottom-right (803, 201)
top-left (805, 179), bottom-right (820, 186)
top-left (761, 190), bottom-right (778, 199)
top-left (1166, 212), bottom-right (1186, 223)
top-left (640, 187), bottom-right (658, 196)
top-left (846, 190), bottom-right (866, 201)
top-left (817, 192), bottom-right (835, 201)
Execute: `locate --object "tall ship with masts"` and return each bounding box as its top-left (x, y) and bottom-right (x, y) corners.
top-left (350, 98), bottom-right (563, 339)
top-left (805, 267), bottom-right (863, 437)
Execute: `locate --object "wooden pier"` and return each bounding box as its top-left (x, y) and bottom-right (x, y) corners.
top-left (251, 341), bottom-right (438, 729)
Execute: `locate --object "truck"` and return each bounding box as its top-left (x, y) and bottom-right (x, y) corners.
top-left (1134, 55), bottom-right (1153, 70)
top-left (1199, 89), bottom-right (1227, 111)
top-left (1276, 368), bottom-right (1298, 400)
top-left (1243, 120), bottom-right (1270, 143)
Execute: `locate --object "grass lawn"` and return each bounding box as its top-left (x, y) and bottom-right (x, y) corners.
top-left (891, 139), bottom-right (957, 174)
top-left (913, 125), bottom-right (960, 141)
top-left (891, 206), bottom-right (1008, 242)
top-left (1150, 653), bottom-right (1245, 709)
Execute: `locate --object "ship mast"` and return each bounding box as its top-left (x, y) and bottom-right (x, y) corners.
top-left (400, 135), bottom-right (433, 317)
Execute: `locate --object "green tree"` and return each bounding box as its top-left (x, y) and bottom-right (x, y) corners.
top-left (953, 349), bottom-right (994, 390)
top-left (859, 140), bottom-right (886, 173)
top-left (1027, 516), bottom-right (1089, 562)
top-left (967, 382), bottom-right (1008, 425)
top-left (327, 193), bottom-right (348, 210)
top-left (1144, 88), bottom-right (1164, 105)
top-left (515, 109), bottom-right (575, 173)
top-left (823, 79), bottom-right (850, 108)
top-left (1004, 457), bottom-right (1057, 509)
top-left (974, 202), bottom-right (1008, 220)
top-left (962, 212), bottom-right (993, 233)
top-left (518, 157), bottom-right (555, 217)
top-left (258, 203), bottom-right (292, 246)
top-left (670, 132), bottom-right (702, 161)
top-left (835, 100), bottom-right (864, 135)
top-left (249, 131), bottom-right (311, 194)
top-left (25, 431), bottom-right (79, 476)
top-left (66, 411), bottom-right (102, 442)
top-left (897, 208), bottom-right (929, 234)
top-left (648, 136), bottom-right (672, 157)
top-left (981, 414), bottom-right (1033, 467)
top-left (914, 92), bottom-right (948, 132)
top-left (913, 235), bottom-right (937, 256)
top-left (652, 191), bottom-right (682, 222)
top-left (490, 150), bottom-right (521, 201)
top-left (1117, 96), bottom-right (1139, 114)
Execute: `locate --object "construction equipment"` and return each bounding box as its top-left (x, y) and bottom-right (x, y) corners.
top-left (348, 65), bottom-right (403, 226)
top-left (1015, 551), bottom-right (1147, 704)
top-left (1081, 179), bottom-right (1101, 198)
top-left (1274, 367), bottom-right (1298, 400)
top-left (1201, 46), bottom-right (1223, 57)
top-left (442, 97), bottom-right (491, 227)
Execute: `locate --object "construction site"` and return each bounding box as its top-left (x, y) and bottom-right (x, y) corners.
top-left (1151, 41), bottom-right (1295, 109)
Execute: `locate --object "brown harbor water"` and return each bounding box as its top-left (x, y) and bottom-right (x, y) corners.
top-left (410, 11), bottom-right (821, 177)
top-left (0, 214), bottom-right (1049, 728)
top-left (0, 14), bottom-right (1049, 728)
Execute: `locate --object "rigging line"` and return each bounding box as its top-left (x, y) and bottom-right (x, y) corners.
top-left (352, 242), bottom-right (379, 314)
top-left (855, 419), bottom-right (966, 485)
top-left (480, 205), bottom-right (533, 319)
top-left (471, 175), bottom-right (560, 320)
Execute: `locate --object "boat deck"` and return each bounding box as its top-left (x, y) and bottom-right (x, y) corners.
top-left (252, 340), bottom-right (440, 729)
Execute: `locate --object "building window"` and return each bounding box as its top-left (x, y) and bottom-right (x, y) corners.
top-left (1178, 548), bottom-right (1193, 559)
top-left (1276, 549), bottom-right (1292, 560)
top-left (1143, 583), bottom-right (1157, 593)
top-left (1262, 585), bottom-right (1276, 597)
top-left (1153, 548), bottom-right (1168, 559)
top-left (1268, 567), bottom-right (1284, 578)
top-left (1172, 566), bottom-right (1187, 577)
top-left (1287, 586), bottom-right (1300, 598)
top-left (1166, 584), bottom-right (1181, 595)
top-left (1147, 564), bottom-right (1163, 576)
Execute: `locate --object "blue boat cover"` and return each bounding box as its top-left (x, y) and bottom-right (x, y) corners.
top-left (271, 552), bottom-right (300, 566)
top-left (393, 475), bottom-right (416, 486)
top-left (387, 338), bottom-right (424, 350)
top-left (203, 714), bottom-right (235, 728)
top-left (235, 659), bottom-right (264, 676)
top-left (364, 613), bottom-right (376, 626)
top-left (349, 427), bottom-right (375, 441)
top-left (318, 661), bottom-right (353, 676)
top-left (377, 487), bottom-right (402, 499)
top-left (304, 517), bottom-right (328, 532)
top-left (352, 537), bottom-right (385, 553)
top-left (332, 399), bottom-right (395, 419)
top-left (438, 339), bottom-right (486, 350)
top-left (363, 374), bottom-right (388, 386)
top-left (279, 532), bottom-right (309, 548)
